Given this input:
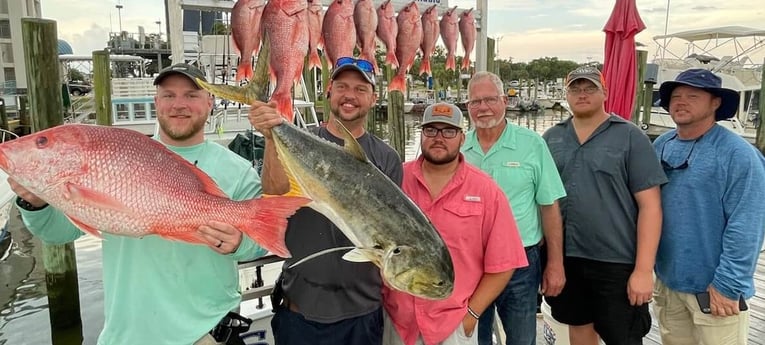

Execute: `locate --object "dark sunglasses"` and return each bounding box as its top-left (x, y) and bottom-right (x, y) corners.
top-left (660, 133), bottom-right (702, 171)
top-left (335, 57), bottom-right (374, 73)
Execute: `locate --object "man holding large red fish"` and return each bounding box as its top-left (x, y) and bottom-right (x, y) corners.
top-left (9, 64), bottom-right (269, 345)
top-left (248, 57), bottom-right (403, 345)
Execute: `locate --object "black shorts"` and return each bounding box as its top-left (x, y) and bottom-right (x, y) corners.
top-left (545, 257), bottom-right (650, 344)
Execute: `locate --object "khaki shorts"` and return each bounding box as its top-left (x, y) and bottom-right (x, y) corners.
top-left (653, 279), bottom-right (749, 345)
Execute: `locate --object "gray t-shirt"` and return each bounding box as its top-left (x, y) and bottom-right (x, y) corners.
top-left (543, 115), bottom-right (667, 264)
top-left (279, 126), bottom-right (403, 323)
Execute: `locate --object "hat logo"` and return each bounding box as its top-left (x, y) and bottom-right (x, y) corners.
top-left (432, 105), bottom-right (453, 116)
top-left (172, 67), bottom-right (187, 71)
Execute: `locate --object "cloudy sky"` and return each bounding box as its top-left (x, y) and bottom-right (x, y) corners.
top-left (46, 0), bottom-right (765, 64)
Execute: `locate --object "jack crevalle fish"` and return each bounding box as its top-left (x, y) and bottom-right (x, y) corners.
top-left (0, 125), bottom-right (309, 257)
top-left (197, 38), bottom-right (455, 300)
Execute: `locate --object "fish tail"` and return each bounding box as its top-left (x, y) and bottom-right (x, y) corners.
top-left (388, 74), bottom-right (406, 94)
top-left (461, 56), bottom-right (471, 71)
top-left (271, 91), bottom-right (295, 123)
top-left (308, 50), bottom-right (322, 70)
top-left (385, 50), bottom-right (399, 69)
top-left (445, 54), bottom-right (456, 71)
top-left (236, 59), bottom-right (253, 82)
top-left (242, 196), bottom-right (310, 258)
top-left (196, 78), bottom-right (253, 104)
top-left (419, 58), bottom-right (431, 76)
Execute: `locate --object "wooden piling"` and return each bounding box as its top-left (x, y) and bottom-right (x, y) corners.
top-left (17, 96), bottom-right (29, 135)
top-left (756, 58), bottom-right (765, 154)
top-left (0, 98), bottom-right (9, 131)
top-left (641, 78), bottom-right (656, 130)
top-left (387, 66), bottom-right (406, 160)
top-left (321, 57), bottom-right (330, 123)
top-left (92, 50), bottom-right (112, 126)
top-left (21, 18), bottom-right (83, 344)
top-left (633, 50), bottom-right (648, 124)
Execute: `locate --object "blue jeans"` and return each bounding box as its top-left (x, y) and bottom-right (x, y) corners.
top-left (477, 244), bottom-right (541, 345)
top-left (271, 306), bottom-right (383, 345)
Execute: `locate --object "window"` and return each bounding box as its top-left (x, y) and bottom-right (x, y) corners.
top-left (149, 102), bottom-right (157, 119)
top-left (3, 67), bottom-right (14, 81)
top-left (0, 0), bottom-right (8, 15)
top-left (0, 20), bottom-right (10, 39)
top-left (115, 103), bottom-right (129, 121)
top-left (0, 43), bottom-right (12, 63)
top-left (133, 103), bottom-right (146, 120)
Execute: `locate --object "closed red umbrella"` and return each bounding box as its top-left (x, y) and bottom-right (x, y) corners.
top-left (603, 0), bottom-right (645, 120)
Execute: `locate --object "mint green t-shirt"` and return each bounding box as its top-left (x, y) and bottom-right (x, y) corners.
top-left (462, 121), bottom-right (566, 246)
top-left (19, 140), bottom-right (265, 345)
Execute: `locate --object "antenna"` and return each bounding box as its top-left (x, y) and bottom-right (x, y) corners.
top-left (662, 0), bottom-right (671, 60)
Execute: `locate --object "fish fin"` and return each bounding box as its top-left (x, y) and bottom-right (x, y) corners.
top-left (388, 74), bottom-right (406, 94)
top-left (419, 58), bottom-right (431, 76)
top-left (385, 50), bottom-right (399, 69)
top-left (239, 196), bottom-right (311, 258)
top-left (461, 56), bottom-right (471, 71)
top-left (334, 119), bottom-right (369, 162)
top-left (270, 92), bottom-right (295, 123)
top-left (236, 60), bottom-right (253, 82)
top-left (64, 183), bottom-right (132, 213)
top-left (65, 215), bottom-right (102, 239)
top-left (308, 50), bottom-right (322, 70)
top-left (342, 248), bottom-right (382, 264)
top-left (280, 0), bottom-right (308, 16)
top-left (157, 231), bottom-right (207, 244)
top-left (445, 54), bottom-right (456, 71)
top-left (195, 78), bottom-right (252, 104)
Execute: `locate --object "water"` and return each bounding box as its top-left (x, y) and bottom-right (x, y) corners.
top-left (0, 111), bottom-right (563, 345)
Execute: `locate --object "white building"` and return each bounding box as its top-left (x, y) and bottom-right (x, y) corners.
top-left (0, 0), bottom-right (41, 92)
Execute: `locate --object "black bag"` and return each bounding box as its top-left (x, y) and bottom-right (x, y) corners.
top-left (228, 130), bottom-right (266, 175)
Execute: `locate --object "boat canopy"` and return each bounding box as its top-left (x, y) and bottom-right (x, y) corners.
top-left (653, 26), bottom-right (765, 42)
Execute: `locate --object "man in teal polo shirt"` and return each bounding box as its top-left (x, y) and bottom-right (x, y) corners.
top-left (462, 71), bottom-right (567, 345)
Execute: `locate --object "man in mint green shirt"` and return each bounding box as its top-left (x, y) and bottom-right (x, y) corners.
top-left (9, 64), bottom-right (266, 345)
top-left (462, 71), bottom-right (567, 345)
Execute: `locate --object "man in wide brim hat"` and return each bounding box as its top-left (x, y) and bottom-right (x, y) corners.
top-left (658, 68), bottom-right (740, 121)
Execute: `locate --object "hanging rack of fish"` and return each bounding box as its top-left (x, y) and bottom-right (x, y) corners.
top-left (176, 0), bottom-right (480, 102)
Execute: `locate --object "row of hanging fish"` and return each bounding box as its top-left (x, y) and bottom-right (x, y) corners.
top-left (230, 0), bottom-right (477, 94)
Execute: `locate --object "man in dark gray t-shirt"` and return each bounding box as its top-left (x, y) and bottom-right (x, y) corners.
top-left (248, 57), bottom-right (402, 345)
top-left (542, 66), bottom-right (666, 345)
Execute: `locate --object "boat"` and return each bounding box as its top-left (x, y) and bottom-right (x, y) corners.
top-left (639, 26), bottom-right (764, 142)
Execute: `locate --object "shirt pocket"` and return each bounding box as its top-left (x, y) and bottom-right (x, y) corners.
top-left (492, 163), bottom-right (534, 197)
top-left (589, 147), bottom-right (624, 177)
top-left (440, 201), bottom-right (484, 250)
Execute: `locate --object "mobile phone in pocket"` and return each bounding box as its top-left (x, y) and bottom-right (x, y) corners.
top-left (695, 292), bottom-right (748, 314)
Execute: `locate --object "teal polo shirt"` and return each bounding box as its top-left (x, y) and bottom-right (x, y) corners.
top-left (462, 120), bottom-right (566, 246)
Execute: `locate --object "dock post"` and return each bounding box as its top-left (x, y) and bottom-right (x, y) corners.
top-left (633, 50), bottom-right (648, 125)
top-left (0, 98), bottom-right (9, 131)
top-left (387, 67), bottom-right (406, 160)
top-left (756, 58), bottom-right (765, 154)
top-left (641, 78), bottom-right (655, 132)
top-left (92, 50), bottom-right (112, 126)
top-left (22, 18), bottom-right (83, 345)
top-left (321, 57), bottom-right (330, 123)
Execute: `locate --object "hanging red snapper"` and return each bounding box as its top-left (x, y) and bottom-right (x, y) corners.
top-left (0, 124), bottom-right (309, 257)
top-left (231, 0), bottom-right (266, 82)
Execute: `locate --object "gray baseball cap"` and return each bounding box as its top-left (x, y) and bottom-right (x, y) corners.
top-left (421, 103), bottom-right (464, 129)
top-left (154, 63), bottom-right (208, 88)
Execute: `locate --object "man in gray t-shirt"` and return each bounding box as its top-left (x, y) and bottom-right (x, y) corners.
top-left (248, 57), bottom-right (402, 345)
top-left (542, 66), bottom-right (666, 345)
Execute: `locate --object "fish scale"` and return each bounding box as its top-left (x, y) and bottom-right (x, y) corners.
top-left (0, 124), bottom-right (309, 257)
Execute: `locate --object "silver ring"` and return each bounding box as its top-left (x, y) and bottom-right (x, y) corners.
top-left (216, 240), bottom-right (223, 248)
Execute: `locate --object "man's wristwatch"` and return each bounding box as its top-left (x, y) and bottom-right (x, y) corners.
top-left (16, 197), bottom-right (49, 211)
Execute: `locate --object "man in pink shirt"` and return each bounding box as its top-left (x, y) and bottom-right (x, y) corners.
top-left (383, 103), bottom-right (528, 345)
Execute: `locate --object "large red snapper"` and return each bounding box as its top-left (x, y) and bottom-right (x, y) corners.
top-left (306, 0), bottom-right (324, 70)
top-left (262, 0), bottom-right (309, 120)
top-left (439, 6), bottom-right (460, 72)
top-left (231, 0), bottom-right (266, 82)
top-left (322, 0), bottom-right (356, 68)
top-left (419, 5), bottom-right (440, 77)
top-left (389, 1), bottom-right (422, 94)
top-left (376, 0), bottom-right (398, 69)
top-left (354, 0), bottom-right (379, 74)
top-left (459, 8), bottom-right (476, 71)
top-left (0, 124), bottom-right (309, 257)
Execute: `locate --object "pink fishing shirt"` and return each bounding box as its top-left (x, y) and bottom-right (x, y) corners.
top-left (383, 155), bottom-right (528, 345)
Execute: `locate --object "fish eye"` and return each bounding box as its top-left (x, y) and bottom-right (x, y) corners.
top-left (435, 280), bottom-right (445, 287)
top-left (392, 247), bottom-right (402, 255)
top-left (36, 136), bottom-right (48, 147)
